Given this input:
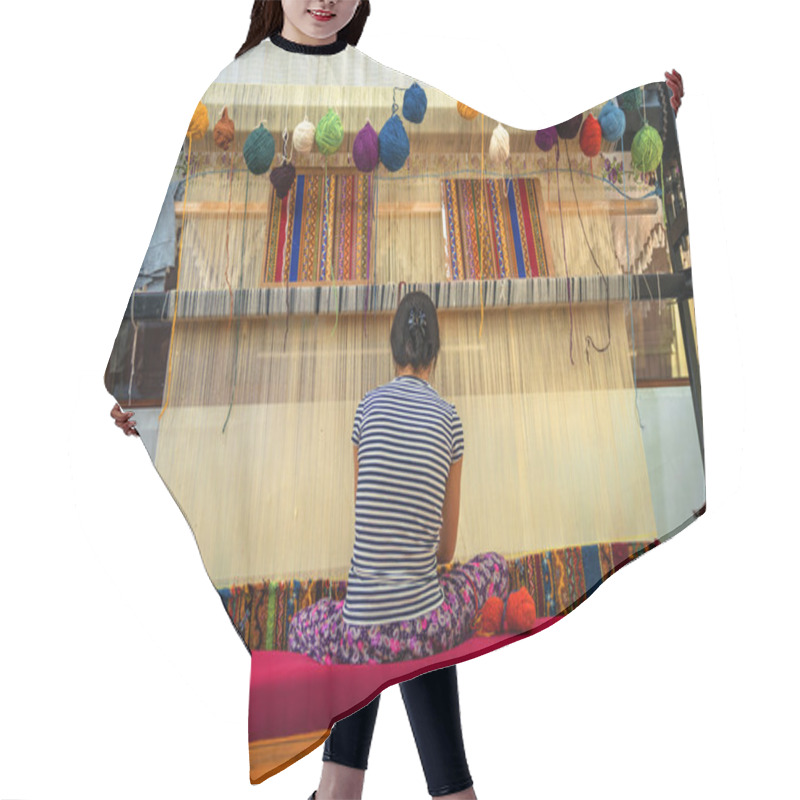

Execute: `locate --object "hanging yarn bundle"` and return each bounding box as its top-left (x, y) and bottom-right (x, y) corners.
top-left (457, 101), bottom-right (479, 120)
top-left (353, 121), bottom-right (380, 172)
top-left (631, 123), bottom-right (663, 172)
top-left (270, 163), bottom-right (296, 199)
top-left (489, 123), bottom-right (510, 165)
top-left (315, 108), bottom-right (344, 156)
top-left (618, 87), bottom-right (643, 112)
top-left (535, 126), bottom-right (558, 152)
top-left (579, 114), bottom-right (602, 158)
top-left (187, 102), bottom-right (209, 141)
top-left (293, 117), bottom-right (316, 155)
top-left (243, 124), bottom-right (275, 175)
top-left (598, 101), bottom-right (626, 142)
top-left (213, 107), bottom-right (235, 150)
top-left (379, 114), bottom-right (410, 172)
top-left (556, 113), bottom-right (583, 139)
top-left (402, 82), bottom-right (428, 123)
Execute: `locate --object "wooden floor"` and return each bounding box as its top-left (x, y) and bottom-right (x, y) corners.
top-left (250, 729), bottom-right (330, 784)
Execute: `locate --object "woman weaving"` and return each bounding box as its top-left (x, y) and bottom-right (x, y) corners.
top-left (288, 291), bottom-right (509, 668)
top-left (107, 1), bottom-right (688, 797)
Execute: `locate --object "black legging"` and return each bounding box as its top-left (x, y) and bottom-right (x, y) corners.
top-left (323, 665), bottom-right (473, 797)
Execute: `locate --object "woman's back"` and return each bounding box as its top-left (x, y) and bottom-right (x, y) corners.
top-left (345, 375), bottom-right (464, 625)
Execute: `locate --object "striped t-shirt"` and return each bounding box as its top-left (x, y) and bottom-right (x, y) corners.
top-left (343, 375), bottom-right (465, 626)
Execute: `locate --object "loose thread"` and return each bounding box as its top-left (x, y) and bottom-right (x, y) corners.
top-left (565, 143), bottom-right (611, 361)
top-left (325, 162), bottom-right (341, 336)
top-left (160, 135), bottom-right (192, 420)
top-left (557, 140), bottom-right (575, 365)
top-left (224, 153), bottom-right (235, 325)
top-left (363, 172), bottom-right (374, 338)
top-left (478, 114), bottom-right (486, 338)
top-left (222, 172), bottom-right (250, 434)
top-left (622, 148), bottom-right (643, 428)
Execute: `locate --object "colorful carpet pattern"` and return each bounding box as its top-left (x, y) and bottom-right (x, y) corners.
top-left (262, 172), bottom-right (372, 285)
top-left (220, 540), bottom-right (659, 652)
top-left (442, 177), bottom-right (549, 280)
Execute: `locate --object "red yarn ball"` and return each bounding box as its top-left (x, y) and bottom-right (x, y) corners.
top-left (504, 587), bottom-right (537, 633)
top-left (475, 596), bottom-right (504, 636)
top-left (579, 113), bottom-right (602, 158)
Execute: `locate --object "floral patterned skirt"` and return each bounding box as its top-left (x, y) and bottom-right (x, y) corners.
top-left (288, 552), bottom-right (509, 665)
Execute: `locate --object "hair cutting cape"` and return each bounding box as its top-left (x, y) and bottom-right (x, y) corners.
top-left (105, 35), bottom-right (704, 783)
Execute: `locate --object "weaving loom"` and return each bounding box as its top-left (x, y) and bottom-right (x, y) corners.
top-left (105, 37), bottom-right (703, 782)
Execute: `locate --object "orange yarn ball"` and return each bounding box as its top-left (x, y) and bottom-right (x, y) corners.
top-left (187, 101), bottom-right (209, 141)
top-left (504, 587), bottom-right (537, 633)
top-left (579, 113), bottom-right (602, 158)
top-left (213, 107), bottom-right (235, 150)
top-left (474, 596), bottom-right (504, 636)
top-left (457, 101), bottom-right (479, 120)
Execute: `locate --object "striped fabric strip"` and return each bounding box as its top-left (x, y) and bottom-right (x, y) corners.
top-left (263, 172), bottom-right (372, 285)
top-left (442, 177), bottom-right (549, 281)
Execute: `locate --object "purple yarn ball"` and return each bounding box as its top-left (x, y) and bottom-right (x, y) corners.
top-left (535, 126), bottom-right (558, 152)
top-left (353, 122), bottom-right (380, 172)
top-left (556, 114), bottom-right (583, 139)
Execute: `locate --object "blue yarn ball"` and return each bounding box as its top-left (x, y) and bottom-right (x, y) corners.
top-left (598, 101), bottom-right (626, 142)
top-left (243, 124), bottom-right (275, 175)
top-left (379, 114), bottom-right (410, 172)
top-left (402, 82), bottom-right (428, 124)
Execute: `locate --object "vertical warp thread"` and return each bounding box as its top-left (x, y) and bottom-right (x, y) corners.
top-left (222, 172), bottom-right (250, 434)
top-left (557, 140), bottom-right (575, 364)
top-left (159, 136), bottom-right (192, 420)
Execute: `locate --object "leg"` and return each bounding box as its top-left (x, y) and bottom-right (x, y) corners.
top-left (400, 666), bottom-right (476, 799)
top-left (316, 696), bottom-right (381, 800)
top-left (288, 598), bottom-right (346, 664)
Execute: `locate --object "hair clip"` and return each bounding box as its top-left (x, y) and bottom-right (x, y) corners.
top-left (408, 309), bottom-right (427, 331)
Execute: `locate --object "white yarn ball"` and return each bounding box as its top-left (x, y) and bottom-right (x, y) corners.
top-left (489, 123), bottom-right (510, 165)
top-left (293, 118), bottom-right (317, 154)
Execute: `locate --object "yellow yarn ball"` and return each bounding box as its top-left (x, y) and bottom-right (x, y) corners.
top-left (187, 102), bottom-right (209, 141)
top-left (457, 102), bottom-right (479, 120)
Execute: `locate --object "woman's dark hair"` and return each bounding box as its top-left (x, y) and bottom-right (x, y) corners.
top-left (236, 0), bottom-right (372, 59)
top-left (391, 291), bottom-right (440, 373)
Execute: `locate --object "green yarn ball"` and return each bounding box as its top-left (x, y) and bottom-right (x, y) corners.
top-left (618, 87), bottom-right (643, 112)
top-left (243, 124), bottom-right (275, 175)
top-left (315, 108), bottom-right (344, 156)
top-left (631, 124), bottom-right (663, 173)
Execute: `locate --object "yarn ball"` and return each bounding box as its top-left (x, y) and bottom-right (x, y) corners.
top-left (631, 123), bottom-right (664, 172)
top-left (598, 101), bottom-right (626, 142)
top-left (618, 87), bottom-right (643, 112)
top-left (535, 126), bottom-right (558, 152)
top-left (270, 162), bottom-right (296, 199)
top-left (293, 118), bottom-right (316, 155)
top-left (504, 587), bottom-right (537, 633)
top-left (579, 113), bottom-right (602, 158)
top-left (353, 122), bottom-right (380, 172)
top-left (556, 113), bottom-right (583, 140)
top-left (474, 596), bottom-right (504, 637)
top-left (316, 108), bottom-right (344, 156)
top-left (457, 101), bottom-right (479, 120)
top-left (489, 123), bottom-right (510, 165)
top-left (187, 102), bottom-right (209, 141)
top-left (213, 107), bottom-right (235, 150)
top-left (379, 114), bottom-right (410, 172)
top-left (243, 124), bottom-right (275, 175)
top-left (402, 82), bottom-right (428, 124)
